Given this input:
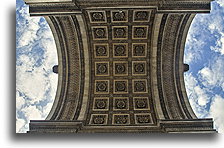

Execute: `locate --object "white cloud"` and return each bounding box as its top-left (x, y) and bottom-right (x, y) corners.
top-left (16, 59), bottom-right (50, 104)
top-left (198, 56), bottom-right (224, 91)
top-left (16, 118), bottom-right (26, 133)
top-left (209, 95), bottom-right (224, 133)
top-left (184, 15), bottom-right (208, 64)
top-left (216, 0), bottom-right (224, 7)
top-left (16, 1), bottom-right (58, 133)
top-left (210, 32), bottom-right (224, 55)
top-left (185, 55), bottom-right (224, 133)
top-left (17, 6), bottom-right (41, 49)
top-left (184, 56), bottom-right (224, 133)
top-left (184, 34), bottom-right (205, 64)
top-left (194, 86), bottom-right (209, 106)
top-left (185, 72), bottom-right (224, 133)
top-left (209, 1), bottom-right (224, 55)
top-left (21, 105), bottom-right (43, 121)
top-left (16, 91), bottom-right (25, 110)
top-left (184, 2), bottom-right (224, 134)
top-left (42, 102), bottom-right (54, 118)
top-left (184, 73), bottom-right (210, 117)
top-left (184, 0), bottom-right (224, 63)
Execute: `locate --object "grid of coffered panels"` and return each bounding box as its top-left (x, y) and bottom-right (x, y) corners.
top-left (87, 9), bottom-right (154, 126)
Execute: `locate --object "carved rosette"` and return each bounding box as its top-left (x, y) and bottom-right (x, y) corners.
top-left (94, 44), bottom-right (109, 58)
top-left (114, 80), bottom-right (128, 94)
top-left (92, 26), bottom-right (108, 40)
top-left (133, 97), bottom-right (150, 110)
top-left (89, 11), bottom-right (107, 23)
top-left (132, 79), bottom-right (148, 93)
top-left (95, 80), bottom-right (109, 94)
top-left (113, 114), bottom-right (130, 125)
top-left (111, 10), bottom-right (128, 22)
top-left (135, 114), bottom-right (152, 124)
top-left (95, 62), bottom-right (109, 76)
top-left (132, 26), bottom-right (148, 39)
top-left (132, 61), bottom-right (146, 75)
top-left (112, 26), bottom-right (128, 39)
top-left (133, 10), bottom-right (151, 22)
top-left (113, 61), bottom-right (128, 76)
top-left (93, 98), bottom-right (109, 111)
top-left (132, 43), bottom-right (147, 57)
top-left (113, 97), bottom-right (129, 110)
top-left (90, 114), bottom-right (108, 125)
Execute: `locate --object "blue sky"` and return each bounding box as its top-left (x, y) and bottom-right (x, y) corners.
top-left (16, 0), bottom-right (224, 133)
top-left (184, 0), bottom-right (224, 133)
top-left (16, 0), bottom-right (58, 133)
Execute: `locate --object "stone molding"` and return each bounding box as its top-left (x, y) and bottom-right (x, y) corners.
top-left (24, 0), bottom-right (213, 16)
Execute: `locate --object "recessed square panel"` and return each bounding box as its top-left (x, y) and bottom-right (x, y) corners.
top-left (95, 62), bottom-right (109, 76)
top-left (132, 61), bottom-right (147, 76)
top-left (94, 44), bottom-right (109, 58)
top-left (111, 10), bottom-right (128, 22)
top-left (134, 113), bottom-right (153, 124)
top-left (132, 79), bottom-right (148, 93)
top-left (132, 26), bottom-right (148, 39)
top-left (112, 114), bottom-right (130, 125)
top-left (90, 114), bottom-right (108, 125)
top-left (95, 80), bottom-right (109, 94)
top-left (133, 10), bottom-right (151, 22)
top-left (88, 11), bottom-right (107, 23)
top-left (93, 97), bottom-right (109, 111)
top-left (112, 26), bottom-right (128, 40)
top-left (113, 97), bottom-right (129, 110)
top-left (114, 80), bottom-right (128, 94)
top-left (133, 97), bottom-right (150, 110)
top-left (132, 43), bottom-right (147, 57)
top-left (113, 61), bottom-right (128, 76)
top-left (92, 26), bottom-right (108, 40)
top-left (113, 43), bottom-right (128, 58)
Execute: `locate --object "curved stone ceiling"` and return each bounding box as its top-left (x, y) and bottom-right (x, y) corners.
top-left (16, 0), bottom-right (222, 133)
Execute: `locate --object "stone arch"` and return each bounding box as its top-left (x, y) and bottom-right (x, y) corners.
top-left (26, 0), bottom-right (216, 133)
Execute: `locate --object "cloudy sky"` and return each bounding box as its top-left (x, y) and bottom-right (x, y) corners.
top-left (16, 0), bottom-right (224, 133)
top-left (16, 0), bottom-right (58, 133)
top-left (184, 0), bottom-right (224, 133)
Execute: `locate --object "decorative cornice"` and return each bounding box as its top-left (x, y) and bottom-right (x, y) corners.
top-left (24, 0), bottom-right (212, 16)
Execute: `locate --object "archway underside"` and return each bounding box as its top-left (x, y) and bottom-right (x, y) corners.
top-left (26, 0), bottom-right (216, 133)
